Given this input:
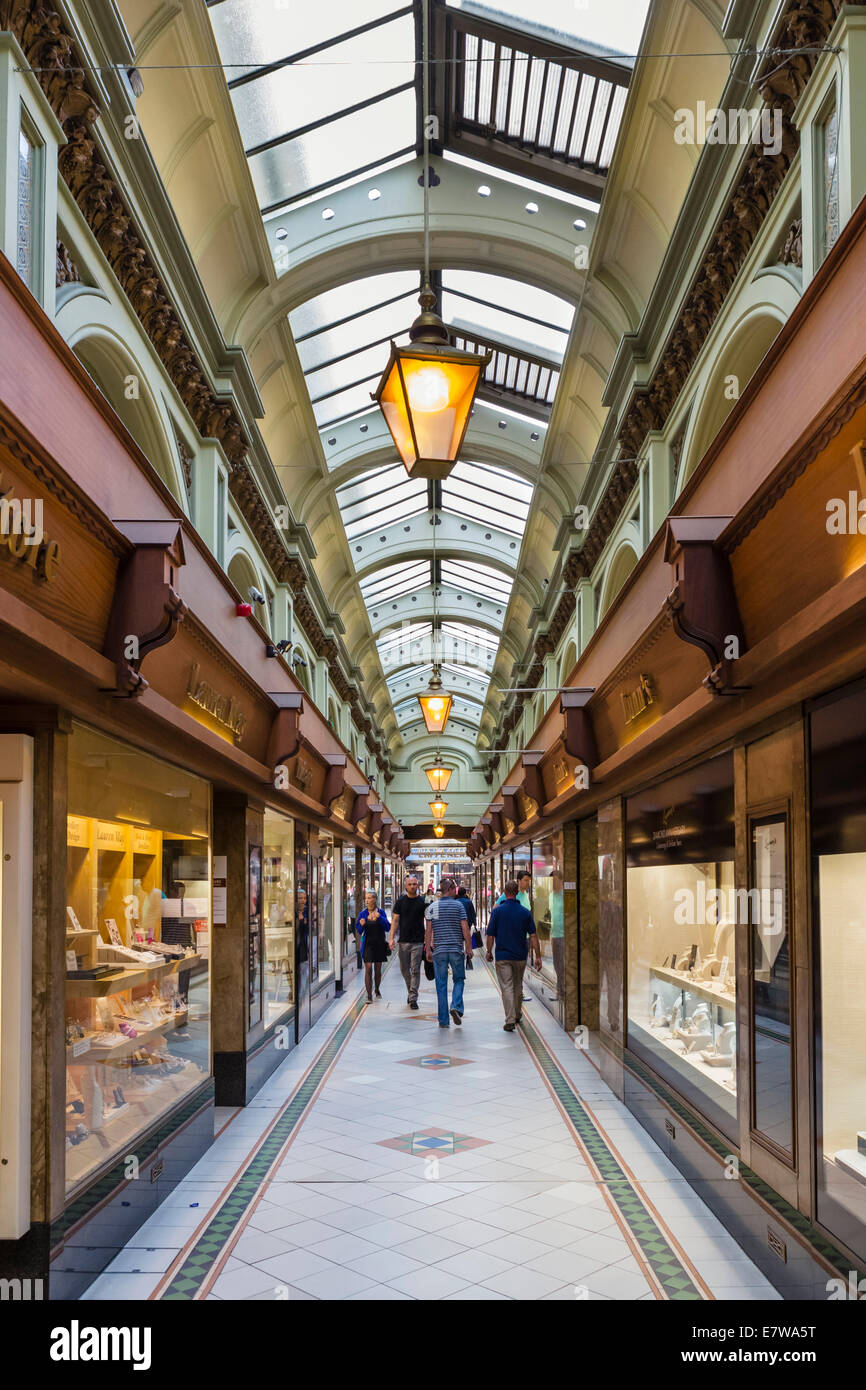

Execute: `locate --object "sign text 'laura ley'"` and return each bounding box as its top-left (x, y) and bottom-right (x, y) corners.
top-left (674, 102), bottom-right (783, 157)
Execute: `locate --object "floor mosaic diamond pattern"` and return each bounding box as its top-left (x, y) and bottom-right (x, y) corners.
top-left (397, 1054), bottom-right (473, 1070)
top-left (377, 1126), bottom-right (491, 1157)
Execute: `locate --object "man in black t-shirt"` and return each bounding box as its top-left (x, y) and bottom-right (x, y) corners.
top-left (389, 874), bottom-right (427, 1009)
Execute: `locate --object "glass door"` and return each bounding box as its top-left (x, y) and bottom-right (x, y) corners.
top-left (749, 812), bottom-right (794, 1162)
top-left (295, 823), bottom-right (311, 1040)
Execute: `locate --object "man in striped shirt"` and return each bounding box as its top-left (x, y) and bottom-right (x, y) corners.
top-left (424, 876), bottom-right (473, 1027)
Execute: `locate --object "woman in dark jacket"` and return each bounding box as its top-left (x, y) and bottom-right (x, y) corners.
top-left (356, 891), bottom-right (390, 1002)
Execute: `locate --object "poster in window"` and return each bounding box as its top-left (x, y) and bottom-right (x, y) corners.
top-left (249, 843), bottom-right (262, 1027)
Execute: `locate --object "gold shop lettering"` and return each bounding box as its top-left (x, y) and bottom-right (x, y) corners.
top-left (0, 473), bottom-right (60, 581)
top-left (621, 673), bottom-right (654, 724)
top-left (292, 756), bottom-right (313, 791)
top-left (186, 663), bottom-right (247, 742)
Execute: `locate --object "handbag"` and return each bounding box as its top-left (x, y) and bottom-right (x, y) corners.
top-left (471, 930), bottom-right (482, 949)
top-left (423, 953), bottom-right (435, 981)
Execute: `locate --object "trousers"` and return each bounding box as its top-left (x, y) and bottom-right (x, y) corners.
top-left (398, 942), bottom-right (424, 1003)
top-left (433, 951), bottom-right (465, 1025)
top-left (495, 959), bottom-right (527, 1026)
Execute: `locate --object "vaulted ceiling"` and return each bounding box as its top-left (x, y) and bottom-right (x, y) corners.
top-left (118, 0), bottom-right (731, 788)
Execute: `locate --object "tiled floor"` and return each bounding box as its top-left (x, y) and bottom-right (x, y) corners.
top-left (83, 959), bottom-right (781, 1302)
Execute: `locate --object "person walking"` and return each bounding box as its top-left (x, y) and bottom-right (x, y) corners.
top-left (356, 891), bottom-right (389, 1002)
top-left (486, 879), bottom-right (541, 1031)
top-left (389, 873), bottom-right (426, 1009)
top-left (424, 875), bottom-right (472, 1027)
top-left (456, 885), bottom-right (479, 966)
top-left (496, 870), bottom-right (531, 910)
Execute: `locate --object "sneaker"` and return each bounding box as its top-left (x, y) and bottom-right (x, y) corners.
top-left (504, 1022), bottom-right (515, 1032)
top-left (450, 1009), bottom-right (462, 1026)
top-left (409, 1000), bottom-right (419, 1010)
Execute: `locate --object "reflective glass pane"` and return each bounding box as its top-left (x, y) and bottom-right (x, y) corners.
top-left (751, 816), bottom-right (792, 1153)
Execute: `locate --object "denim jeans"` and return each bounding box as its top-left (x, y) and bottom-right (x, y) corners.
top-left (433, 951), bottom-right (465, 1024)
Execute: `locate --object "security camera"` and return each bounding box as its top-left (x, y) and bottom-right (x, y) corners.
top-left (292, 651), bottom-right (308, 668)
top-left (248, 586), bottom-right (267, 606)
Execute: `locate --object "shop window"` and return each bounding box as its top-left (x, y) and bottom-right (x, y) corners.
top-left (749, 814), bottom-right (793, 1158)
top-left (263, 809), bottom-right (295, 1025)
top-left (16, 123), bottom-right (39, 290)
top-left (532, 832), bottom-right (565, 1001)
top-left (343, 844), bottom-right (358, 958)
top-left (811, 681), bottom-right (866, 1264)
top-left (819, 102), bottom-right (840, 265)
top-left (626, 753), bottom-right (737, 1139)
top-left (64, 725), bottom-right (211, 1195)
top-left (316, 831), bottom-right (335, 982)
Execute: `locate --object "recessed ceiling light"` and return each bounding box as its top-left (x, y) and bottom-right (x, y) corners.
top-left (477, 184), bottom-right (491, 197)
top-left (322, 207), bottom-right (335, 220)
top-left (530, 431), bottom-right (539, 441)
top-left (573, 217), bottom-right (587, 230)
top-left (525, 201), bottom-right (539, 214)
top-left (275, 227), bottom-right (288, 241)
top-left (368, 188), bottom-right (381, 200)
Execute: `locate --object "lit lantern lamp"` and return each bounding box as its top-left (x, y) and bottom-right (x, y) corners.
top-left (433, 823), bottom-right (445, 838)
top-left (424, 763), bottom-right (452, 793)
top-left (429, 797), bottom-right (448, 820)
top-left (373, 282), bottom-right (490, 480)
top-left (416, 665), bottom-right (453, 735)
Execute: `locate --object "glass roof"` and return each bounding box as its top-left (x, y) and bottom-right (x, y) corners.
top-left (205, 1), bottom-right (637, 755)
top-left (211, 3), bottom-right (417, 210)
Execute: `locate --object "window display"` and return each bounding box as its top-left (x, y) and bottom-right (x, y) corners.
top-left (532, 833), bottom-right (564, 998)
top-left (263, 809), bottom-right (294, 1024)
top-left (812, 681), bottom-right (866, 1264)
top-left (626, 754), bottom-right (738, 1137)
top-left (750, 815), bottom-right (792, 1156)
top-left (65, 725), bottom-right (211, 1194)
top-left (316, 831), bottom-right (335, 981)
top-left (343, 844), bottom-right (358, 959)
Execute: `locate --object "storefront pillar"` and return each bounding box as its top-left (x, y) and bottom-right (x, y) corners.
top-left (573, 816), bottom-right (600, 1033)
top-left (598, 796), bottom-right (625, 1099)
top-left (212, 791), bottom-right (264, 1106)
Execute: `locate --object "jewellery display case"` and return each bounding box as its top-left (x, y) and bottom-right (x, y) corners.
top-left (626, 753), bottom-right (738, 1139)
top-left (64, 725), bottom-right (211, 1194)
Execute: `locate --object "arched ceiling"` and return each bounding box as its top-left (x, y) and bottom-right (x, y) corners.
top-left (118, 0), bottom-right (732, 787)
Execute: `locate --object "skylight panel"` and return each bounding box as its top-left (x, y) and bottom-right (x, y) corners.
top-left (441, 558), bottom-right (513, 604)
top-left (210, 0), bottom-right (405, 70)
top-left (291, 272), bottom-right (418, 343)
top-left (295, 293), bottom-right (416, 375)
top-left (442, 621), bottom-right (500, 654)
top-left (337, 464), bottom-right (427, 540)
top-left (442, 270), bottom-right (572, 357)
top-left (361, 561), bottom-right (430, 605)
top-left (441, 460), bottom-right (532, 535)
top-left (445, 0), bottom-right (648, 55)
top-left (248, 87), bottom-right (416, 212)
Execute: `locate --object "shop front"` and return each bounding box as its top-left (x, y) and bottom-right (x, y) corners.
top-left (0, 256), bottom-right (403, 1295)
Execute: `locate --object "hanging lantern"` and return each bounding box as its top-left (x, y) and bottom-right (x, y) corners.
top-left (429, 797), bottom-right (448, 820)
top-left (424, 763), bottom-right (452, 793)
top-left (417, 665), bottom-right (453, 735)
top-left (433, 823), bottom-right (445, 838)
top-left (373, 282), bottom-right (490, 480)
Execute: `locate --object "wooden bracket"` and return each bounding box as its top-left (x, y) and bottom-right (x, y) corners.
top-left (102, 521), bottom-right (186, 696)
top-left (521, 752), bottom-right (546, 813)
top-left (266, 693), bottom-right (304, 771)
top-left (368, 802), bottom-right (384, 838)
top-left (322, 753), bottom-right (347, 812)
top-left (663, 517), bottom-right (749, 697)
top-left (349, 784), bottom-right (371, 828)
top-left (560, 689), bottom-right (598, 766)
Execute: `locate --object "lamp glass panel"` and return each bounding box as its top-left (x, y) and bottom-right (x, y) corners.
top-left (425, 766), bottom-right (452, 792)
top-left (417, 689), bottom-right (453, 734)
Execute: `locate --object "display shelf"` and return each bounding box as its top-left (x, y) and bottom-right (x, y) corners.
top-left (65, 961), bottom-right (172, 997)
top-left (630, 1016), bottom-right (737, 1098)
top-left (650, 964), bottom-right (735, 1011)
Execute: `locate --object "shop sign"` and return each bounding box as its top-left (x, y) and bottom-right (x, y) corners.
top-left (621, 673), bottom-right (654, 724)
top-left (186, 662), bottom-right (247, 743)
top-left (0, 472), bottom-right (61, 582)
top-left (552, 754), bottom-right (571, 791)
top-left (291, 755), bottom-right (313, 793)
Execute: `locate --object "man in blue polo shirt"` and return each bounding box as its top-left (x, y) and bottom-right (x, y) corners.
top-left (486, 880), bottom-right (541, 1031)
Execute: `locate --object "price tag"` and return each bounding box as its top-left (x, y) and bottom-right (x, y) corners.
top-left (66, 949), bottom-right (79, 972)
top-left (66, 906), bottom-right (83, 932)
top-left (105, 918), bottom-right (123, 946)
top-left (72, 1037), bottom-right (90, 1057)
